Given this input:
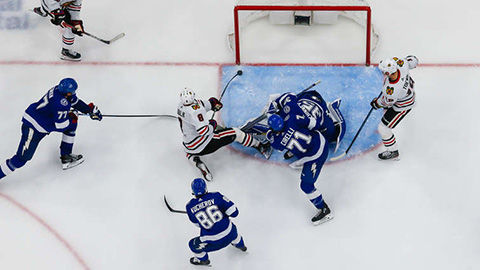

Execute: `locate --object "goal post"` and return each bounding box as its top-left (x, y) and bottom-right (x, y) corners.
top-left (230, 0), bottom-right (378, 66)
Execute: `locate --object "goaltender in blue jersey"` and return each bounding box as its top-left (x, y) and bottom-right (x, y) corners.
top-left (186, 178), bottom-right (247, 266)
top-left (265, 90), bottom-right (346, 225)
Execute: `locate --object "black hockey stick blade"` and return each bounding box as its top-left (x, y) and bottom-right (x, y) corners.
top-left (83, 31), bottom-right (125, 45)
top-left (164, 195), bottom-right (187, 214)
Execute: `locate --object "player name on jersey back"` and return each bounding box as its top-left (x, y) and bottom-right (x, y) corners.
top-left (189, 199), bottom-right (215, 214)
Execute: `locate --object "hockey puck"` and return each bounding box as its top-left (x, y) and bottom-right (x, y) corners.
top-left (237, 70), bottom-right (243, 75)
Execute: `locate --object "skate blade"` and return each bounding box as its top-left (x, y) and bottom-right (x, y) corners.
top-left (60, 55), bottom-right (82, 62)
top-left (196, 163), bottom-right (213, 182)
top-left (62, 159), bottom-right (85, 170)
top-left (262, 147), bottom-right (273, 160)
top-left (312, 214), bottom-right (334, 226)
top-left (378, 157), bottom-right (401, 161)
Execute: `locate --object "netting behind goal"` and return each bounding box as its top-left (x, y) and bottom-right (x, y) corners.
top-left (229, 0), bottom-right (379, 65)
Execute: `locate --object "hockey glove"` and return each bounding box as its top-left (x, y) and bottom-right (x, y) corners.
top-left (208, 97), bottom-right (223, 112)
top-left (50, 9), bottom-right (66, 25)
top-left (406, 55), bottom-right (418, 69)
top-left (71, 20), bottom-right (84, 36)
top-left (283, 150), bottom-right (294, 160)
top-left (209, 119), bottom-right (217, 130)
top-left (370, 98), bottom-right (382, 110)
top-left (88, 103), bottom-right (103, 121)
top-left (68, 111), bottom-right (78, 124)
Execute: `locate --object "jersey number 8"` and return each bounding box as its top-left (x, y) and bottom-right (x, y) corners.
top-left (195, 205), bottom-right (223, 229)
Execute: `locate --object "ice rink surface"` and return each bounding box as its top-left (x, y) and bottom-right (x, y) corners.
top-left (0, 0), bottom-right (480, 269)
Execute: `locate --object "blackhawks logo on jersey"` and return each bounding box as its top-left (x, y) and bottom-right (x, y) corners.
top-left (386, 86), bottom-right (394, 95)
top-left (191, 104), bottom-right (200, 110)
top-left (393, 57), bottom-right (404, 67)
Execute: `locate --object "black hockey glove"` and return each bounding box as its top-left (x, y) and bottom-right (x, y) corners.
top-left (370, 98), bottom-right (382, 110)
top-left (88, 103), bottom-right (103, 121)
top-left (50, 9), bottom-right (66, 25)
top-left (209, 119), bottom-right (217, 130)
top-left (283, 151), bottom-right (294, 160)
top-left (208, 97), bottom-right (223, 112)
top-left (71, 20), bottom-right (84, 36)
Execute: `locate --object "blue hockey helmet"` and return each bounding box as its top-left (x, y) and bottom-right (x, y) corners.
top-left (58, 78), bottom-right (78, 95)
top-left (268, 114), bottom-right (284, 131)
top-left (191, 178), bottom-right (208, 196)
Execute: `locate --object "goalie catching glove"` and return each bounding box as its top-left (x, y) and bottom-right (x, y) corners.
top-left (88, 103), bottom-right (102, 121)
top-left (208, 97), bottom-right (223, 112)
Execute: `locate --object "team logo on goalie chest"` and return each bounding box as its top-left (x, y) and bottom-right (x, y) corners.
top-left (386, 86), bottom-right (394, 95)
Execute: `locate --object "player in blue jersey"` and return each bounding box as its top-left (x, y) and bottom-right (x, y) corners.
top-left (265, 90), bottom-right (346, 225)
top-left (186, 178), bottom-right (247, 266)
top-left (0, 78), bottom-right (103, 180)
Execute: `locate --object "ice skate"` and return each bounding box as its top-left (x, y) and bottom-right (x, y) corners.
top-left (378, 150), bottom-right (400, 161)
top-left (231, 243), bottom-right (247, 252)
top-left (255, 141), bottom-right (273, 159)
top-left (61, 48), bottom-right (82, 62)
top-left (193, 156), bottom-right (212, 181)
top-left (311, 203), bottom-right (333, 226)
top-left (189, 257), bottom-right (211, 267)
top-left (61, 154), bottom-right (84, 170)
top-left (32, 7), bottom-right (47, 17)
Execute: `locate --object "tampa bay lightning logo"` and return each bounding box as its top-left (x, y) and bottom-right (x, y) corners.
top-left (60, 98), bottom-right (69, 106)
top-left (298, 99), bottom-right (324, 124)
top-left (283, 105), bottom-right (290, 113)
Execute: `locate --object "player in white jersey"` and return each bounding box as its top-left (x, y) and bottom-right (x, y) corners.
top-left (33, 0), bottom-right (85, 61)
top-left (177, 88), bottom-right (271, 181)
top-left (370, 55), bottom-right (418, 160)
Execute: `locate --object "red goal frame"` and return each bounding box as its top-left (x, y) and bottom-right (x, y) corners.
top-left (233, 5), bottom-right (372, 66)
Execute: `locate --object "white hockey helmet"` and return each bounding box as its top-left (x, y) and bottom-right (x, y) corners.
top-left (378, 58), bottom-right (398, 75)
top-left (180, 87), bottom-right (196, 105)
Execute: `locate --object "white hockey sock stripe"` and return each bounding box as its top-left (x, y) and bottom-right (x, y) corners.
top-left (62, 133), bottom-right (75, 144)
top-left (307, 189), bottom-right (322, 200)
top-left (0, 162), bottom-right (14, 176)
top-left (231, 234), bottom-right (242, 245)
top-left (194, 252), bottom-right (207, 259)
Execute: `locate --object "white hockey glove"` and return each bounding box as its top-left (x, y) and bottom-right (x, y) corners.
top-left (406, 55), bottom-right (418, 69)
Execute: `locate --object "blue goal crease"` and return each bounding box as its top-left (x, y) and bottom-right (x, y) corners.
top-left (219, 65), bottom-right (384, 163)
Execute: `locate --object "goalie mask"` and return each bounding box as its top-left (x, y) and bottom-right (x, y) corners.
top-left (180, 87), bottom-right (196, 105)
top-left (378, 58), bottom-right (398, 76)
top-left (191, 178), bottom-right (207, 196)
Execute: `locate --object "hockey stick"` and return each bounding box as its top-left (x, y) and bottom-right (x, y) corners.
top-left (164, 195), bottom-right (187, 214)
top-left (101, 114), bottom-right (175, 118)
top-left (240, 79), bottom-right (322, 132)
top-left (30, 9), bottom-right (125, 45)
top-left (329, 92), bottom-right (383, 161)
top-left (79, 113), bottom-right (176, 118)
top-left (211, 70), bottom-right (243, 119)
top-left (82, 31), bottom-right (125, 45)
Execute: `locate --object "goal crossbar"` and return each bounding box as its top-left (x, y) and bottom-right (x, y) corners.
top-left (233, 5), bottom-right (372, 65)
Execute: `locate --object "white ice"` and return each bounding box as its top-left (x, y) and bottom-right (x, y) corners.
top-left (0, 0), bottom-right (479, 269)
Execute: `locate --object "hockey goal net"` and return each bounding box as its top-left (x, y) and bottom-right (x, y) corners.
top-left (229, 0), bottom-right (379, 65)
